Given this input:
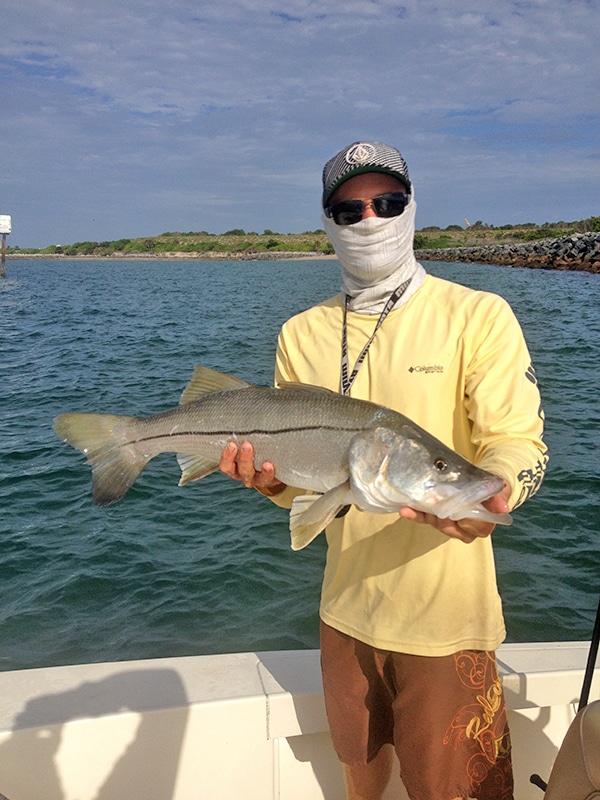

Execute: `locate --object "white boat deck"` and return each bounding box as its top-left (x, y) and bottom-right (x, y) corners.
top-left (0, 642), bottom-right (598, 799)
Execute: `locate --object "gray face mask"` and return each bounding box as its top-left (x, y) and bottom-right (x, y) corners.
top-left (323, 201), bottom-right (416, 283)
top-left (322, 196), bottom-right (426, 313)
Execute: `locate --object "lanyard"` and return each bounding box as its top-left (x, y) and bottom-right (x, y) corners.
top-left (340, 278), bottom-right (412, 396)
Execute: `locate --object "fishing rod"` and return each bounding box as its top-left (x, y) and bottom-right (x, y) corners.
top-left (578, 593), bottom-right (600, 712)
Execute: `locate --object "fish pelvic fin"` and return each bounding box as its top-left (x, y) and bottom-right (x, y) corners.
top-left (289, 483), bottom-right (354, 551)
top-left (180, 366), bottom-right (251, 405)
top-left (177, 453), bottom-right (220, 485)
top-left (53, 413), bottom-right (150, 506)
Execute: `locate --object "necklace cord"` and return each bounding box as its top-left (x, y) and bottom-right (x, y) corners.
top-left (340, 277), bottom-right (413, 396)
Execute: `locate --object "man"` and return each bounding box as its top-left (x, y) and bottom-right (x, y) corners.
top-left (220, 141), bottom-right (547, 800)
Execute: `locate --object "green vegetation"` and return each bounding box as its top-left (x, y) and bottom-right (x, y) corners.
top-left (8, 230), bottom-right (335, 257)
top-left (413, 216), bottom-right (600, 250)
top-left (7, 217), bottom-right (598, 258)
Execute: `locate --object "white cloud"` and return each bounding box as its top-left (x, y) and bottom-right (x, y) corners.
top-left (1, 0), bottom-right (598, 245)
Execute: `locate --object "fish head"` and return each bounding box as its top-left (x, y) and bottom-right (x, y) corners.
top-left (349, 426), bottom-right (506, 519)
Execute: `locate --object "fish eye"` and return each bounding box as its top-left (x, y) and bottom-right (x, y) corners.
top-left (434, 458), bottom-right (448, 472)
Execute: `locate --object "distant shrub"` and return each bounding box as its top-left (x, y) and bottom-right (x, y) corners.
top-left (112, 239), bottom-right (131, 251)
top-left (587, 216), bottom-right (600, 232)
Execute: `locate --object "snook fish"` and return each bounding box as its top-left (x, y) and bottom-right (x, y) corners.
top-left (53, 366), bottom-right (511, 549)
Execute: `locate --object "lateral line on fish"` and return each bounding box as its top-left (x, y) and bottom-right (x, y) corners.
top-left (129, 424), bottom-right (364, 444)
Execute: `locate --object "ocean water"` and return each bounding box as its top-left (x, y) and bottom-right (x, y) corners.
top-left (0, 258), bottom-right (598, 672)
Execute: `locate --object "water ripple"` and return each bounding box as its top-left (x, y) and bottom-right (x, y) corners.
top-left (0, 259), bottom-right (598, 670)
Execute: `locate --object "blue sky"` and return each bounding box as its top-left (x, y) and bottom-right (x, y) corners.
top-left (1, 0), bottom-right (599, 248)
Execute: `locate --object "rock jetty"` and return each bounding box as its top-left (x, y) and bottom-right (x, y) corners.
top-left (417, 232), bottom-right (600, 273)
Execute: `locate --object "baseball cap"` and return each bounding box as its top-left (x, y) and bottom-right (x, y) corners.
top-left (322, 141), bottom-right (412, 207)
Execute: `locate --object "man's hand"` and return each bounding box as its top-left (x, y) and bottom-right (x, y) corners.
top-left (219, 441), bottom-right (286, 494)
top-left (398, 482), bottom-right (512, 543)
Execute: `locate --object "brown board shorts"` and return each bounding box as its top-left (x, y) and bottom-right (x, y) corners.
top-left (320, 621), bottom-right (514, 800)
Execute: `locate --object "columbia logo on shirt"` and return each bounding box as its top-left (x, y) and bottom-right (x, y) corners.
top-left (408, 365), bottom-right (444, 374)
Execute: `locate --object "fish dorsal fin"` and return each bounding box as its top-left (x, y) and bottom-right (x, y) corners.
top-left (180, 366), bottom-right (252, 405)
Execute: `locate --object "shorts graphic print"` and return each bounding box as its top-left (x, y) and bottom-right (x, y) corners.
top-left (443, 651), bottom-right (513, 799)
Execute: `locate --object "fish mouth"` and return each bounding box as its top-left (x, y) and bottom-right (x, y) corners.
top-left (431, 475), bottom-right (505, 519)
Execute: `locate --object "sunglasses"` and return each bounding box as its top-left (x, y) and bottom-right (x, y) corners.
top-left (324, 191), bottom-right (411, 226)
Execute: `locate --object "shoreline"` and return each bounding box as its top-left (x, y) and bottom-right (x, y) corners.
top-left (5, 251), bottom-right (338, 262)
top-left (5, 232), bottom-right (600, 272)
top-left (417, 231), bottom-right (600, 273)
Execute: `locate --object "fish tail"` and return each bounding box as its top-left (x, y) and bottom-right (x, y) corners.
top-left (53, 413), bottom-right (150, 506)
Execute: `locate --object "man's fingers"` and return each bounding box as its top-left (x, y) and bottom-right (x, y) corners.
top-left (255, 461), bottom-right (275, 487)
top-left (219, 441), bottom-right (283, 492)
top-left (237, 442), bottom-right (256, 486)
top-left (219, 441), bottom-right (239, 478)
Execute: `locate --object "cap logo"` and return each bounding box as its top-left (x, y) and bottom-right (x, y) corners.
top-left (345, 142), bottom-right (376, 166)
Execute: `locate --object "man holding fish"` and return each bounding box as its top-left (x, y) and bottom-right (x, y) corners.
top-left (220, 142), bottom-right (548, 800)
top-left (54, 141), bottom-right (548, 799)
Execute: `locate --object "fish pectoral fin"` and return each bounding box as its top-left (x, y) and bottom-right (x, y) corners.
top-left (180, 366), bottom-right (251, 405)
top-left (177, 453), bottom-right (220, 485)
top-left (289, 483), bottom-right (354, 551)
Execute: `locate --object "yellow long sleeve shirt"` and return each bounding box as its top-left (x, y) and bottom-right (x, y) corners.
top-left (270, 274), bottom-right (547, 656)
